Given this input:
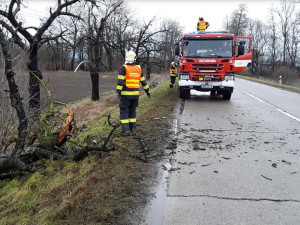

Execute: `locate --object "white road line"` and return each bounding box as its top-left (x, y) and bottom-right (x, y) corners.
top-left (276, 109), bottom-right (300, 122)
top-left (244, 92), bottom-right (266, 103)
top-left (244, 92), bottom-right (300, 123)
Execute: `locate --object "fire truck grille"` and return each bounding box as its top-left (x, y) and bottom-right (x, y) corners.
top-left (191, 75), bottom-right (222, 81)
top-left (191, 63), bottom-right (224, 73)
top-left (192, 64), bottom-right (223, 67)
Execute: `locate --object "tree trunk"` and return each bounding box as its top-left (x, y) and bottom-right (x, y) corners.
top-left (27, 44), bottom-right (42, 109)
top-left (90, 41), bottom-right (100, 101)
top-left (146, 50), bottom-right (151, 80)
top-left (69, 47), bottom-right (76, 71)
top-left (0, 29), bottom-right (28, 158)
top-left (90, 70), bottom-right (99, 101)
top-left (104, 43), bottom-right (113, 72)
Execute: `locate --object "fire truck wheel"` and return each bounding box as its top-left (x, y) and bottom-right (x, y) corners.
top-left (179, 87), bottom-right (190, 99)
top-left (222, 91), bottom-right (232, 100)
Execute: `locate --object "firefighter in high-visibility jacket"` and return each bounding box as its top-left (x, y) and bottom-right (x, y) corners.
top-left (169, 62), bottom-right (178, 88)
top-left (116, 51), bottom-right (150, 135)
top-left (197, 17), bottom-right (210, 31)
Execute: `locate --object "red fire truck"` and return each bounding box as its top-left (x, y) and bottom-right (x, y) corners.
top-left (175, 31), bottom-right (252, 100)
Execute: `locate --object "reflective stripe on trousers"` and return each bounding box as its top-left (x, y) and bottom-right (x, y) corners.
top-left (119, 97), bottom-right (139, 131)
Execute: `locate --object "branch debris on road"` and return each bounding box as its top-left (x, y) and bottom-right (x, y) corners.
top-left (261, 174), bottom-right (272, 181)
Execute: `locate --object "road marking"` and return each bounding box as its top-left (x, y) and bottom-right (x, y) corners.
top-left (244, 92), bottom-right (300, 123)
top-left (276, 109), bottom-right (300, 122)
top-left (244, 92), bottom-right (266, 103)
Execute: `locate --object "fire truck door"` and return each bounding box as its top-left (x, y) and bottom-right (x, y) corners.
top-left (234, 36), bottom-right (252, 72)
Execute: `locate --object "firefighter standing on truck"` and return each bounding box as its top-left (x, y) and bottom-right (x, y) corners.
top-left (169, 62), bottom-right (178, 88)
top-left (197, 17), bottom-right (210, 31)
top-left (116, 50), bottom-right (150, 135)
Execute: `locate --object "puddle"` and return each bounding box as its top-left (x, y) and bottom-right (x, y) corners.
top-left (148, 162), bottom-right (172, 225)
top-left (172, 99), bottom-right (185, 134)
top-left (145, 99), bottom-right (184, 225)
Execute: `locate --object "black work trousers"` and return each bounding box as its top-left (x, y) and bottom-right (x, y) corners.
top-left (119, 97), bottom-right (139, 131)
top-left (170, 76), bottom-right (176, 88)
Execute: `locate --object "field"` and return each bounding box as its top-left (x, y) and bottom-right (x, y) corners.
top-left (41, 70), bottom-right (117, 104)
top-left (39, 70), bottom-right (169, 105)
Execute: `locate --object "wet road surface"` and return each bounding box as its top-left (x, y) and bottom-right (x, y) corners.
top-left (144, 78), bottom-right (300, 225)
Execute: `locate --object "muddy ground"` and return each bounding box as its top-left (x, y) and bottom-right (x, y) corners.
top-left (40, 70), bottom-right (119, 105)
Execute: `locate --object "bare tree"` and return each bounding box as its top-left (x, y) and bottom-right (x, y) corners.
top-left (267, 8), bottom-right (279, 71)
top-left (227, 4), bottom-right (249, 36)
top-left (0, 27), bottom-right (29, 173)
top-left (158, 19), bottom-right (183, 70)
top-left (108, 5), bottom-right (135, 63)
top-left (247, 19), bottom-right (268, 74)
top-left (84, 0), bottom-right (123, 101)
top-left (0, 0), bottom-right (82, 108)
top-left (286, 12), bottom-right (300, 67)
top-left (274, 0), bottom-right (296, 66)
top-left (130, 17), bottom-right (168, 79)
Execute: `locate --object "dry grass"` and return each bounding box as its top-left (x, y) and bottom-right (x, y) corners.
top-left (71, 94), bottom-right (119, 128)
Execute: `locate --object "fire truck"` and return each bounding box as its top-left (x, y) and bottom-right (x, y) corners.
top-left (175, 31), bottom-right (252, 100)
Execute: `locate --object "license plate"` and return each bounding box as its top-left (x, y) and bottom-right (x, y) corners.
top-left (202, 82), bottom-right (212, 89)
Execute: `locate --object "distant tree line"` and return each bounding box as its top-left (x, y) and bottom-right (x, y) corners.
top-left (224, 0), bottom-right (300, 82)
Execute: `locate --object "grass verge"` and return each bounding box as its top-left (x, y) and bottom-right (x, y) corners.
top-left (236, 74), bottom-right (300, 94)
top-left (0, 80), bottom-right (178, 225)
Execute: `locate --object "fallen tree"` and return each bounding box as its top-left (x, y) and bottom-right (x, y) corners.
top-left (1, 28), bottom-right (121, 179)
top-left (0, 113), bottom-right (121, 180)
top-left (0, 32), bottom-right (117, 179)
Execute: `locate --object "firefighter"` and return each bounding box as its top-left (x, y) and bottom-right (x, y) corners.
top-left (169, 62), bottom-right (178, 88)
top-left (197, 17), bottom-right (210, 31)
top-left (116, 50), bottom-right (150, 135)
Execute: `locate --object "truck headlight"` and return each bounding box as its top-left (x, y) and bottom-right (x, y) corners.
top-left (225, 73), bottom-right (235, 81)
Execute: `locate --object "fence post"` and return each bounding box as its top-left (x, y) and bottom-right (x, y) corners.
top-left (279, 75), bottom-right (282, 85)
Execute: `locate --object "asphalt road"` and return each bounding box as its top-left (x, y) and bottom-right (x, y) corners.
top-left (154, 78), bottom-right (300, 225)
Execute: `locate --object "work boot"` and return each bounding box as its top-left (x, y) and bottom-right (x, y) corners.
top-left (170, 84), bottom-right (173, 88)
top-left (121, 131), bottom-right (131, 137)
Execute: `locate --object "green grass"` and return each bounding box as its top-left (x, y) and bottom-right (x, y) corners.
top-left (0, 79), bottom-right (179, 225)
top-left (236, 74), bottom-right (300, 93)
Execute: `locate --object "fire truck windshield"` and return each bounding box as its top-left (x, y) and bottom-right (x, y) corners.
top-left (182, 39), bottom-right (233, 58)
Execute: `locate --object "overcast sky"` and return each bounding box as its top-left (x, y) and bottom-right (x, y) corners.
top-left (18, 0), bottom-right (282, 32)
top-left (127, 0), bottom-right (282, 32)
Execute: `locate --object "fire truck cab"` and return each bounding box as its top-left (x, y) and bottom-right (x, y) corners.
top-left (175, 31), bottom-right (252, 100)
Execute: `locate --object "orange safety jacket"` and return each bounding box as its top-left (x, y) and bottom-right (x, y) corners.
top-left (170, 66), bottom-right (178, 76)
top-left (124, 64), bottom-right (142, 89)
top-left (116, 64), bottom-right (150, 98)
top-left (198, 21), bottom-right (207, 31)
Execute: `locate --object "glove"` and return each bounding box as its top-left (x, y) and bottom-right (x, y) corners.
top-left (146, 92), bottom-right (151, 99)
top-left (118, 93), bottom-right (122, 99)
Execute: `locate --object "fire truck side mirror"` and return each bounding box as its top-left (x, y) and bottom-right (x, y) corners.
top-left (175, 42), bottom-right (180, 56)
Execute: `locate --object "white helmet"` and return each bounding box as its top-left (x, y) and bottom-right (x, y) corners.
top-left (125, 50), bottom-right (136, 64)
top-left (171, 62), bottom-right (176, 66)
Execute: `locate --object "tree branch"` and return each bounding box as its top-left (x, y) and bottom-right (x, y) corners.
top-left (39, 31), bottom-right (67, 46)
top-left (0, 20), bottom-right (28, 51)
top-left (36, 0), bottom-right (81, 40)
